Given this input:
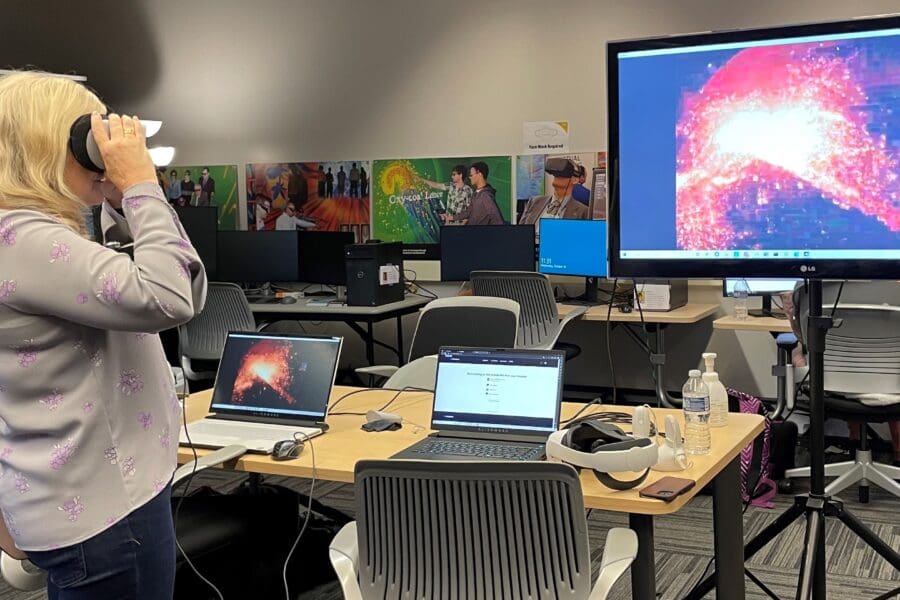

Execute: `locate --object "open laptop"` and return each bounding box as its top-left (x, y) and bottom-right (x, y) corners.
top-left (180, 331), bottom-right (342, 454)
top-left (392, 347), bottom-right (564, 461)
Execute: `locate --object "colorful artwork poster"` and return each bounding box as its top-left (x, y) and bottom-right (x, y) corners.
top-left (159, 165), bottom-right (239, 229)
top-left (245, 161), bottom-right (371, 241)
top-left (592, 151), bottom-right (608, 220)
top-left (516, 152), bottom-right (601, 243)
top-left (372, 156), bottom-right (512, 259)
top-left (516, 154), bottom-right (545, 201)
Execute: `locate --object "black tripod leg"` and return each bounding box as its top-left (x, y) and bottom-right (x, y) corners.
top-left (836, 507), bottom-right (900, 571)
top-left (796, 510), bottom-right (824, 600)
top-left (745, 499), bottom-right (807, 558)
top-left (683, 499), bottom-right (807, 600)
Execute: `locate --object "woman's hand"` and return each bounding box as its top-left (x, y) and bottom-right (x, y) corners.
top-left (90, 113), bottom-right (157, 192)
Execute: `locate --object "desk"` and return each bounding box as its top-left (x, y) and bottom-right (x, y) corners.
top-left (249, 295), bottom-right (430, 366)
top-left (715, 315), bottom-right (796, 419)
top-left (713, 315), bottom-right (792, 334)
top-left (180, 386), bottom-right (763, 600)
top-left (559, 303), bottom-right (720, 407)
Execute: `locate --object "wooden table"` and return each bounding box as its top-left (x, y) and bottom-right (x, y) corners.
top-left (180, 385), bottom-right (763, 600)
top-left (713, 315), bottom-right (792, 334)
top-left (559, 303), bottom-right (720, 407)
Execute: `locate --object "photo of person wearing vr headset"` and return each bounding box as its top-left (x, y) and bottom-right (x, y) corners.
top-left (0, 71), bottom-right (207, 599)
top-left (519, 156), bottom-right (590, 241)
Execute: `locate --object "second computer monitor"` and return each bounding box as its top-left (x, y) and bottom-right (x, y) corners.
top-left (440, 225), bottom-right (536, 281)
top-left (538, 219), bottom-right (608, 278)
top-left (297, 231), bottom-right (355, 286)
top-left (175, 206), bottom-right (218, 280)
top-left (216, 231), bottom-right (299, 284)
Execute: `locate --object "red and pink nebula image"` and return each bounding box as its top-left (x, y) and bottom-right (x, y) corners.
top-left (676, 43), bottom-right (900, 250)
top-left (231, 340), bottom-right (297, 405)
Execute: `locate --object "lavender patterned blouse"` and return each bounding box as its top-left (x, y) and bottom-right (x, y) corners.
top-left (0, 182), bottom-right (207, 551)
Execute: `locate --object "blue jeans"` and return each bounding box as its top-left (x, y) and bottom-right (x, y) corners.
top-left (27, 486), bottom-right (175, 600)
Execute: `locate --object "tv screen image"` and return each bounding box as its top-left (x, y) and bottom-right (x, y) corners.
top-left (608, 16), bottom-right (900, 279)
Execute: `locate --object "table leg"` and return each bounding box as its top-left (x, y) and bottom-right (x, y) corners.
top-left (366, 321), bottom-right (375, 365)
top-left (713, 456), bottom-right (745, 599)
top-left (396, 315), bottom-right (405, 366)
top-left (629, 513), bottom-right (657, 600)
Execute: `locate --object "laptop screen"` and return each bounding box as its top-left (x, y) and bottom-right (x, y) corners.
top-left (431, 347), bottom-right (564, 435)
top-left (210, 332), bottom-right (342, 421)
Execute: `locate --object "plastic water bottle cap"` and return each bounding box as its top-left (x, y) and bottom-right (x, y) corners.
top-left (688, 369), bottom-right (701, 377)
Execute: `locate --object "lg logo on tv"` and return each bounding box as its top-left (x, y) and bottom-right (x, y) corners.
top-left (800, 265), bottom-right (817, 273)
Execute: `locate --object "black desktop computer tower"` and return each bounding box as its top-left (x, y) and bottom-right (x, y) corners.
top-left (344, 242), bottom-right (405, 306)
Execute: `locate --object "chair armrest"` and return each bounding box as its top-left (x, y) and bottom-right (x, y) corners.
top-left (329, 522), bottom-right (363, 600)
top-left (538, 305), bottom-right (589, 349)
top-left (355, 365), bottom-right (399, 380)
top-left (559, 305), bottom-right (588, 328)
top-left (1, 553), bottom-right (46, 591)
top-left (173, 445), bottom-right (247, 487)
top-left (589, 527), bottom-right (638, 600)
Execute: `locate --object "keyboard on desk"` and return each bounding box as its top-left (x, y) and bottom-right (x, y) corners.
top-left (181, 419), bottom-right (322, 454)
top-left (405, 439), bottom-right (544, 461)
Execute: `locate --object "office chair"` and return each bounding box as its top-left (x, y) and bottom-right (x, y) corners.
top-left (1, 445), bottom-right (248, 592)
top-left (784, 282), bottom-right (900, 502)
top-left (470, 270), bottom-right (587, 359)
top-left (330, 460), bottom-right (638, 600)
top-left (356, 296), bottom-right (520, 388)
top-left (177, 282), bottom-right (257, 383)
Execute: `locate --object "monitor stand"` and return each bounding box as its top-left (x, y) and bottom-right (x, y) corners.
top-left (748, 294), bottom-right (785, 318)
top-left (562, 277), bottom-right (603, 306)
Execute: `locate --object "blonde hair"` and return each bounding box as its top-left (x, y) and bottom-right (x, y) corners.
top-left (0, 72), bottom-right (106, 234)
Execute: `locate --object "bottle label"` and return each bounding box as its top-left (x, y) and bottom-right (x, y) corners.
top-left (684, 396), bottom-right (710, 412)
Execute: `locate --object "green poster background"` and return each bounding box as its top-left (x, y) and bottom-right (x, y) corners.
top-left (165, 164), bottom-right (239, 229)
top-left (372, 156), bottom-right (512, 253)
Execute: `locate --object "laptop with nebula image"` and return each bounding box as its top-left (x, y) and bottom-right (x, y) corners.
top-left (180, 332), bottom-right (342, 454)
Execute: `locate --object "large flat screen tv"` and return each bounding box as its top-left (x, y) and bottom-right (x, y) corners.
top-left (607, 15), bottom-right (900, 279)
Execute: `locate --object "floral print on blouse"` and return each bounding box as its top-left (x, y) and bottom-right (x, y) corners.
top-left (0, 182), bottom-right (206, 550)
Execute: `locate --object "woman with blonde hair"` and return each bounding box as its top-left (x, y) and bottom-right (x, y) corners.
top-left (0, 72), bottom-right (206, 598)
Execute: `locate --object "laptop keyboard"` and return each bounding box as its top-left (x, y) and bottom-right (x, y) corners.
top-left (411, 439), bottom-right (543, 461)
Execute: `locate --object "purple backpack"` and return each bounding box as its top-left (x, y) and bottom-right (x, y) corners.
top-left (728, 388), bottom-right (777, 508)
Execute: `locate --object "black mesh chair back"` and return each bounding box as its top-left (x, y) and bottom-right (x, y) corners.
top-left (470, 271), bottom-right (560, 349)
top-left (407, 296), bottom-right (520, 360)
top-left (177, 282), bottom-right (256, 380)
top-left (354, 460), bottom-right (592, 600)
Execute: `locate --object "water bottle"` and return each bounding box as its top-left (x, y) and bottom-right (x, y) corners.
top-left (702, 353), bottom-right (728, 427)
top-left (682, 369), bottom-right (711, 455)
top-left (732, 278), bottom-right (750, 320)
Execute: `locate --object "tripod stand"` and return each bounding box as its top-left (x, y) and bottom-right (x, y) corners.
top-left (685, 279), bottom-right (900, 600)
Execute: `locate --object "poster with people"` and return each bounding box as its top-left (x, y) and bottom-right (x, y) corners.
top-left (159, 164), bottom-right (239, 229)
top-left (245, 161), bottom-right (370, 241)
top-left (515, 152), bottom-right (604, 243)
top-left (371, 156), bottom-right (512, 259)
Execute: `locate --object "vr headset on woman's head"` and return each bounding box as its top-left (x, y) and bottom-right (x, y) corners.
top-left (68, 114), bottom-right (163, 173)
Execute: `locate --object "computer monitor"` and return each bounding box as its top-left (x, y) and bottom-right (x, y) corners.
top-left (175, 207), bottom-right (218, 280)
top-left (539, 219), bottom-right (608, 303)
top-left (723, 278), bottom-right (799, 317)
top-left (440, 225), bottom-right (536, 282)
top-left (216, 231), bottom-right (299, 286)
top-left (297, 231), bottom-right (355, 288)
top-left (607, 15), bottom-right (900, 280)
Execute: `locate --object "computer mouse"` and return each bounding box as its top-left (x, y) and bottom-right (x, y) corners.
top-left (271, 439), bottom-right (303, 460)
top-left (280, 296), bottom-right (297, 304)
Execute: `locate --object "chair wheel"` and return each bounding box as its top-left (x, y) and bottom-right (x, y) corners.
top-left (858, 486), bottom-right (869, 504)
top-left (777, 479), bottom-right (794, 494)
